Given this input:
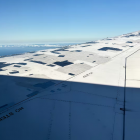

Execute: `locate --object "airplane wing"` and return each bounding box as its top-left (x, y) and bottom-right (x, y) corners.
top-left (0, 31), bottom-right (140, 140)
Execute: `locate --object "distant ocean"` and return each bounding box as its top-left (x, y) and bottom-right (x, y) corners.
top-left (0, 43), bottom-right (77, 57)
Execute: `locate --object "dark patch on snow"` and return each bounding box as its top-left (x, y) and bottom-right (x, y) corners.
top-left (71, 50), bottom-right (82, 52)
top-left (55, 48), bottom-right (69, 51)
top-left (51, 51), bottom-right (61, 54)
top-left (47, 64), bottom-right (55, 67)
top-left (14, 65), bottom-right (21, 68)
top-left (9, 71), bottom-right (19, 74)
top-left (86, 41), bottom-right (98, 44)
top-left (17, 63), bottom-right (27, 65)
top-left (58, 55), bottom-right (65, 57)
top-left (69, 73), bottom-right (75, 76)
top-left (24, 58), bottom-right (33, 61)
top-left (124, 34), bottom-right (136, 37)
top-left (81, 45), bottom-right (91, 47)
top-left (129, 34), bottom-right (136, 37)
top-left (54, 60), bottom-right (73, 67)
top-left (98, 47), bottom-right (122, 51)
top-left (126, 41), bottom-right (133, 43)
top-left (75, 50), bottom-right (82, 52)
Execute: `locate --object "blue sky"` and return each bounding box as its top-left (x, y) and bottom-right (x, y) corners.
top-left (0, 0), bottom-right (140, 44)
